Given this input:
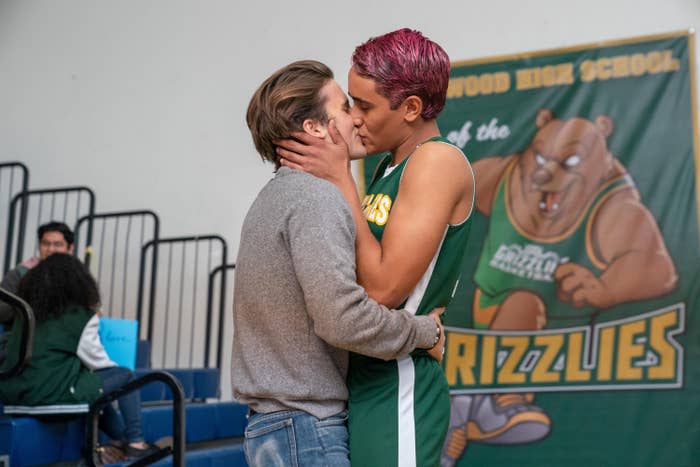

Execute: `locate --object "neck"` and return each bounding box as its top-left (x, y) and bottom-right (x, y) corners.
top-left (390, 120), bottom-right (441, 165)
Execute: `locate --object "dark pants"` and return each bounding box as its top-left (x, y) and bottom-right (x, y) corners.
top-left (96, 366), bottom-right (143, 443)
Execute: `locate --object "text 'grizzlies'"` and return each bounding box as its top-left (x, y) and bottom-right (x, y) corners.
top-left (444, 304), bottom-right (684, 392)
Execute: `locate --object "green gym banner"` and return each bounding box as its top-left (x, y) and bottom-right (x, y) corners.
top-left (363, 31), bottom-right (700, 467)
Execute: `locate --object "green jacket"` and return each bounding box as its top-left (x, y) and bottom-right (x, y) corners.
top-left (0, 305), bottom-right (102, 406)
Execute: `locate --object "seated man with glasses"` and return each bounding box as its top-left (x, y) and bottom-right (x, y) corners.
top-left (0, 221), bottom-right (75, 325)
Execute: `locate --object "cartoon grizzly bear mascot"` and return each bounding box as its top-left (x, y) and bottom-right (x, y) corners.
top-left (441, 109), bottom-right (677, 466)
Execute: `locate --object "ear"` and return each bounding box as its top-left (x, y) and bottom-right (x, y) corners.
top-left (403, 96), bottom-right (423, 123)
top-left (68, 244), bottom-right (75, 254)
top-left (302, 118), bottom-right (328, 138)
top-left (595, 115), bottom-right (614, 138)
top-left (536, 108), bottom-right (554, 128)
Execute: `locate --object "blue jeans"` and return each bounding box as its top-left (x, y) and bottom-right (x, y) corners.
top-left (244, 409), bottom-right (350, 467)
top-left (96, 366), bottom-right (143, 443)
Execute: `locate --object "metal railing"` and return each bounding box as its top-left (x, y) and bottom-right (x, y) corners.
top-left (4, 186), bottom-right (95, 272)
top-left (75, 210), bottom-right (159, 320)
top-left (206, 263), bottom-right (235, 400)
top-left (85, 371), bottom-right (185, 467)
top-left (0, 288), bottom-right (35, 379)
top-left (0, 163), bottom-right (29, 274)
top-left (137, 235), bottom-right (228, 370)
top-left (0, 290), bottom-right (184, 467)
top-left (206, 263), bottom-right (235, 370)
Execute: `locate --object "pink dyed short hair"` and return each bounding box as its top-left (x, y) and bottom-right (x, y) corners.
top-left (352, 28), bottom-right (450, 120)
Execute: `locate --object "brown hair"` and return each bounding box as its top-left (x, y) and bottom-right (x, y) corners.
top-left (246, 60), bottom-right (333, 168)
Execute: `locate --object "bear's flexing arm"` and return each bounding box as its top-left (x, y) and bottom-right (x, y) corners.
top-left (555, 188), bottom-right (678, 309)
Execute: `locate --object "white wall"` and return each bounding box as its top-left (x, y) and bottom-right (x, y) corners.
top-left (1, 0), bottom-right (698, 250)
top-left (1, 0), bottom-right (699, 397)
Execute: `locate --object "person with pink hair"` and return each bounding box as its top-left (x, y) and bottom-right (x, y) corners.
top-left (277, 28), bottom-right (475, 467)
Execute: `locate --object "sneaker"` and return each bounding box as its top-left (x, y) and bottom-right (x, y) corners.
top-left (441, 394), bottom-right (475, 466)
top-left (441, 426), bottom-right (468, 467)
top-left (466, 393), bottom-right (551, 444)
top-left (96, 442), bottom-right (127, 464)
top-left (125, 442), bottom-right (161, 460)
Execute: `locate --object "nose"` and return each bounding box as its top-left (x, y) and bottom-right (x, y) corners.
top-left (350, 106), bottom-right (362, 123)
top-left (532, 159), bottom-right (561, 185)
top-left (531, 167), bottom-right (553, 185)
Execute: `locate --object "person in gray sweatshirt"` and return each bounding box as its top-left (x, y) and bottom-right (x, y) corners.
top-left (231, 60), bottom-right (444, 467)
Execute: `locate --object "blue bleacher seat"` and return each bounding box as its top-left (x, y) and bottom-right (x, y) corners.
top-left (0, 415), bottom-right (84, 466)
top-left (140, 402), bottom-right (247, 443)
top-left (1, 401), bottom-right (248, 466)
top-left (136, 339), bottom-right (152, 369)
top-left (194, 368), bottom-right (221, 400)
top-left (135, 368), bottom-right (220, 402)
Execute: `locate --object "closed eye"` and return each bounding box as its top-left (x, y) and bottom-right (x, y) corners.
top-left (349, 95), bottom-right (371, 112)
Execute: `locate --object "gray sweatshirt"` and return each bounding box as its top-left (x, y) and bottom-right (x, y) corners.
top-left (231, 168), bottom-right (436, 419)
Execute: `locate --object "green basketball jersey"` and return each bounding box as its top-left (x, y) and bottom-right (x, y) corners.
top-left (474, 158), bottom-right (636, 324)
top-left (360, 136), bottom-right (474, 317)
top-left (348, 136), bottom-right (473, 467)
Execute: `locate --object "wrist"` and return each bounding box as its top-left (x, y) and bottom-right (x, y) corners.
top-left (432, 322), bottom-right (441, 347)
top-left (419, 315), bottom-right (441, 349)
top-left (338, 172), bottom-right (356, 190)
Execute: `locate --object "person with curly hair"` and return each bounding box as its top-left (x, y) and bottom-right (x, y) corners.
top-left (0, 253), bottom-right (157, 460)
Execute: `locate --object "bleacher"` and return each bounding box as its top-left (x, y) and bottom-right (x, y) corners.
top-left (0, 161), bottom-right (248, 466)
